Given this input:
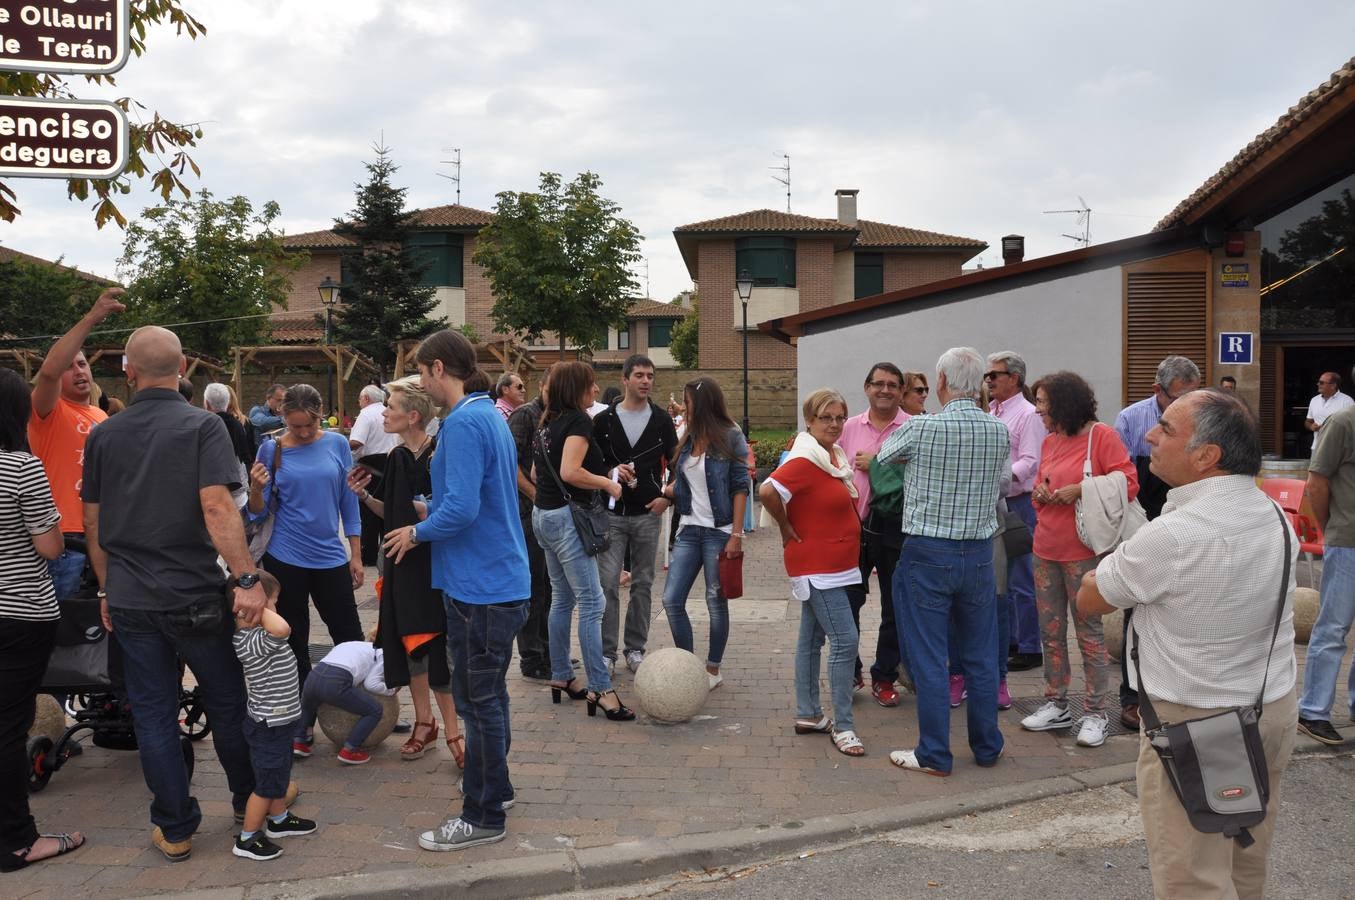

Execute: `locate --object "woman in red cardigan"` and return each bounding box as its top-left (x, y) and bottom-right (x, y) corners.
top-left (759, 389), bottom-right (865, 757)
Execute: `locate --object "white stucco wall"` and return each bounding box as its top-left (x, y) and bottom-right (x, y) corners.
top-left (795, 265), bottom-right (1125, 427)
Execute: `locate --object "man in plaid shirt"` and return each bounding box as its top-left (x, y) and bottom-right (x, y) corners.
top-left (878, 347), bottom-right (1010, 776)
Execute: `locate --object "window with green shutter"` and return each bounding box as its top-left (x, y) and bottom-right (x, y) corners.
top-left (648, 319), bottom-right (676, 348)
top-left (404, 231), bottom-right (464, 288)
top-left (854, 252), bottom-right (884, 299)
top-left (735, 237), bottom-right (796, 287)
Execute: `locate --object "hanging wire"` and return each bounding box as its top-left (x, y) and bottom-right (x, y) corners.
top-left (0, 310), bottom-right (280, 346)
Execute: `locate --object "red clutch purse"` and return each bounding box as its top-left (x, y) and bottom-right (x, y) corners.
top-left (718, 551), bottom-right (744, 600)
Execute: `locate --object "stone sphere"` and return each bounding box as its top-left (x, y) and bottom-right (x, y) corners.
top-left (1103, 608), bottom-right (1125, 662)
top-left (634, 648), bottom-right (709, 723)
top-left (317, 691), bottom-right (401, 749)
top-left (29, 694), bottom-right (67, 743)
top-left (1293, 587), bottom-right (1320, 644)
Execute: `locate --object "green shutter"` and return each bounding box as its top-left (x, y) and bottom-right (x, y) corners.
top-left (735, 237), bottom-right (796, 287)
top-left (404, 232), bottom-right (464, 288)
top-left (648, 319), bottom-right (675, 348)
top-left (855, 253), bottom-right (883, 299)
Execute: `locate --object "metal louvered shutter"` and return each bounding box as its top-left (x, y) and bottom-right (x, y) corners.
top-left (1123, 270), bottom-right (1209, 405)
top-left (1259, 340), bottom-right (1281, 453)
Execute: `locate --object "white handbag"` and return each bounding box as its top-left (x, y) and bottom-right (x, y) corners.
top-left (1074, 424), bottom-right (1147, 555)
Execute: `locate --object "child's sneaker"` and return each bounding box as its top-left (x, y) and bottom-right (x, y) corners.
top-left (292, 739), bottom-right (313, 758)
top-left (233, 832), bottom-right (283, 861)
top-left (337, 746), bottom-right (370, 765)
top-left (265, 812), bottom-right (317, 838)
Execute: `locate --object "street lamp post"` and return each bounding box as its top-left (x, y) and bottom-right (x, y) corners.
top-left (735, 271), bottom-right (754, 437)
top-left (318, 276), bottom-right (340, 417)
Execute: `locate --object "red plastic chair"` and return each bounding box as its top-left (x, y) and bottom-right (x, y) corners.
top-left (1260, 477), bottom-right (1307, 514)
top-left (1291, 512), bottom-right (1324, 585)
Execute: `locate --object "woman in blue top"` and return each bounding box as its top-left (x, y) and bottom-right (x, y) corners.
top-left (248, 384), bottom-right (364, 684)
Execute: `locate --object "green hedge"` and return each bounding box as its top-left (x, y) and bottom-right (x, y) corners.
top-left (749, 429), bottom-right (796, 470)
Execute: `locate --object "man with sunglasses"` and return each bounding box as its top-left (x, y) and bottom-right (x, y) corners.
top-left (1305, 371), bottom-right (1353, 455)
top-left (841, 362), bottom-right (913, 706)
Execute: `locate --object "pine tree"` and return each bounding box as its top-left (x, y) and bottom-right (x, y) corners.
top-left (331, 144), bottom-right (443, 377)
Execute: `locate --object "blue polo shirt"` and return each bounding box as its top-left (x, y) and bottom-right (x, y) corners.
top-left (415, 392), bottom-right (529, 604)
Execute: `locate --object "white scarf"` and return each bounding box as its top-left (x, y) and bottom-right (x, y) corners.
top-left (782, 431), bottom-right (858, 499)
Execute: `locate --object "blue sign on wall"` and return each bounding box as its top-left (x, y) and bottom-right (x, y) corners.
top-left (1219, 332), bottom-right (1253, 365)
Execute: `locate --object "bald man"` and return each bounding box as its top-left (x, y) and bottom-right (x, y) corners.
top-left (82, 325), bottom-right (273, 862)
top-left (1307, 372), bottom-right (1354, 454)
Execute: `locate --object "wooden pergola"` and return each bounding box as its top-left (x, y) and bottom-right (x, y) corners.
top-left (391, 335), bottom-right (538, 380)
top-left (230, 343), bottom-right (379, 425)
top-left (2, 345), bottom-right (224, 395)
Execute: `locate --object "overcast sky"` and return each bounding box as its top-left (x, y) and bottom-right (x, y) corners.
top-left (4, 1), bottom-right (1354, 304)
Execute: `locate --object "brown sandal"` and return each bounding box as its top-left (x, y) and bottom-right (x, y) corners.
top-left (400, 720), bottom-right (438, 761)
top-left (446, 732), bottom-right (465, 769)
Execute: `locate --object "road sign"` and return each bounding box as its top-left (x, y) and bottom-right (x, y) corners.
top-left (0, 0), bottom-right (130, 74)
top-left (1219, 332), bottom-right (1253, 365)
top-left (0, 96), bottom-right (128, 179)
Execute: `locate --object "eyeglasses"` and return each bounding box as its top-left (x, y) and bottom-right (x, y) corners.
top-left (1318, 379), bottom-right (1336, 386)
top-left (910, 386), bottom-right (929, 396)
top-left (814, 414), bottom-right (849, 425)
top-left (983, 371), bottom-right (1011, 381)
top-left (866, 380), bottom-right (901, 391)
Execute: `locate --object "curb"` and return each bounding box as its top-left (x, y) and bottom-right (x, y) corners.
top-left (155, 739), bottom-right (1347, 900)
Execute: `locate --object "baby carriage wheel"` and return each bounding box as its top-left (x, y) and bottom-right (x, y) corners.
top-left (27, 736), bottom-right (55, 792)
top-left (178, 689), bottom-right (211, 742)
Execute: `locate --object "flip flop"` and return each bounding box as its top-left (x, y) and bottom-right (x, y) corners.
top-left (1, 832), bottom-right (85, 872)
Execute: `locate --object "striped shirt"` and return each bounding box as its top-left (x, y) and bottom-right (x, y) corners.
top-left (233, 626), bottom-right (302, 726)
top-left (0, 451), bottom-right (62, 621)
top-left (877, 397), bottom-right (1011, 540)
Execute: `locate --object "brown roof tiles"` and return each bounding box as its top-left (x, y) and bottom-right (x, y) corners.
top-left (626, 298), bottom-right (688, 319)
top-left (281, 203), bottom-right (498, 251)
top-left (674, 209), bottom-right (855, 234)
top-left (855, 219), bottom-right (987, 249)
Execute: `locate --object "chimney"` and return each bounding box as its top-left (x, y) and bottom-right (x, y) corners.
top-left (835, 189), bottom-right (859, 227)
top-left (1001, 234), bottom-right (1025, 265)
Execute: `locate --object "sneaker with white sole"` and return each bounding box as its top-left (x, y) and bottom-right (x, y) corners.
top-left (708, 672), bottom-right (723, 690)
top-left (888, 748), bottom-right (950, 777)
top-left (418, 817), bottom-right (505, 851)
top-left (1021, 701), bottom-right (1074, 731)
top-left (625, 650), bottom-right (645, 673)
top-left (1075, 714), bottom-right (1109, 747)
top-left (232, 832), bottom-right (282, 861)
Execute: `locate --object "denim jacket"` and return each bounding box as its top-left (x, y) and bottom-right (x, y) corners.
top-left (671, 425), bottom-right (751, 528)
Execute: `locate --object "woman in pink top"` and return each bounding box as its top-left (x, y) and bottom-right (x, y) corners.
top-left (1020, 371), bottom-right (1137, 749)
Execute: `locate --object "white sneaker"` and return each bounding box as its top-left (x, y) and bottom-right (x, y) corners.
top-left (707, 672), bottom-right (723, 690)
top-left (1021, 701), bottom-right (1074, 731)
top-left (625, 650), bottom-right (644, 673)
top-left (1076, 714), bottom-right (1109, 747)
top-left (417, 817), bottom-right (505, 852)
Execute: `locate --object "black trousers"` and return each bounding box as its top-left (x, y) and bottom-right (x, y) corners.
top-left (516, 516), bottom-right (553, 674)
top-left (261, 553), bottom-right (364, 686)
top-left (0, 617), bottom-right (58, 855)
top-left (845, 526), bottom-right (905, 683)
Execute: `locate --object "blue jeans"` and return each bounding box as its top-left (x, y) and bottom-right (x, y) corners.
top-left (662, 525), bottom-right (730, 666)
top-left (298, 662), bottom-right (383, 750)
top-left (110, 606), bottom-right (256, 841)
top-left (1007, 494), bottom-right (1040, 654)
top-left (445, 596), bottom-right (529, 831)
top-left (1298, 545), bottom-right (1355, 721)
top-left (48, 547), bottom-right (86, 600)
top-left (894, 536), bottom-right (1004, 773)
top-left (949, 592), bottom-right (1010, 681)
top-left (795, 585), bottom-right (859, 733)
top-left (533, 505), bottom-right (611, 691)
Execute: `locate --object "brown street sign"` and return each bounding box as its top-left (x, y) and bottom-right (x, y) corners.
top-left (0, 96), bottom-right (128, 179)
top-left (0, 0), bottom-right (130, 74)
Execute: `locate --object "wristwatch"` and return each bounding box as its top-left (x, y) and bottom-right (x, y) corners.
top-left (237, 572), bottom-right (261, 590)
top-left (408, 526), bottom-right (419, 546)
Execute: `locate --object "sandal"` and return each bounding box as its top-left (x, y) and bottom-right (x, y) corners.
top-left (399, 720), bottom-right (438, 761)
top-left (446, 732), bottom-right (465, 769)
top-left (793, 715), bottom-right (833, 735)
top-left (832, 730), bottom-right (865, 757)
top-left (1, 832), bottom-right (85, 872)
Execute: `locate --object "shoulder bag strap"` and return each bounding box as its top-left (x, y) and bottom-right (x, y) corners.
top-left (1082, 423), bottom-right (1098, 478)
top-left (533, 429), bottom-right (573, 503)
top-left (267, 440), bottom-right (283, 515)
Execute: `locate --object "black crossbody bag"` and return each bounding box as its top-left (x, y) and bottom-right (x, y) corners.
top-left (1131, 503), bottom-right (1292, 849)
top-left (535, 432), bottom-right (611, 557)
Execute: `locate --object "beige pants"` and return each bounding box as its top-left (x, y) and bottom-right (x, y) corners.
top-left (1136, 686), bottom-right (1297, 900)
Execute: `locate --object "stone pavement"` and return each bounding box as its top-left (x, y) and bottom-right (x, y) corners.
top-left (12, 526), bottom-right (1350, 899)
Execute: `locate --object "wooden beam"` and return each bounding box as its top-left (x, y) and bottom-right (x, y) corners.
top-left (184, 358), bottom-right (201, 378)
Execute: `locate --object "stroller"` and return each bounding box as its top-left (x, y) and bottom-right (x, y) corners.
top-left (27, 539), bottom-right (210, 792)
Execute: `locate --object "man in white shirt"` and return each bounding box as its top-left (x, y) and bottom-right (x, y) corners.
top-left (1306, 371), bottom-right (1354, 454)
top-left (1078, 389), bottom-right (1298, 899)
top-left (349, 385), bottom-right (399, 567)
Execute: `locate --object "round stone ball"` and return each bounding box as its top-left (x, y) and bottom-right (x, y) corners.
top-left (29, 694), bottom-right (67, 744)
top-left (317, 691), bottom-right (401, 749)
top-left (634, 647), bottom-right (709, 723)
top-left (1292, 587), bottom-right (1320, 644)
top-left (1103, 608), bottom-right (1125, 662)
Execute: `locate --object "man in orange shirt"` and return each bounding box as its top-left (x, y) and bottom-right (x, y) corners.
top-left (28, 287), bottom-right (126, 598)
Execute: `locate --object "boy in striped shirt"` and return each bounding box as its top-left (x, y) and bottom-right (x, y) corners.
top-left (231, 572), bottom-right (317, 861)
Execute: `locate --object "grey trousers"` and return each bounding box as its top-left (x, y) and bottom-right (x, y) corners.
top-left (598, 512), bottom-right (662, 660)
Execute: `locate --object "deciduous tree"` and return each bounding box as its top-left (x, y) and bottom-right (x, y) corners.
top-left (0, 257), bottom-right (105, 349)
top-left (669, 294), bottom-right (700, 369)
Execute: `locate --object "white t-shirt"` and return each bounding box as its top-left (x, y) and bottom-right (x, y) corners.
top-left (1309, 391), bottom-right (1355, 451)
top-left (319, 641), bottom-right (398, 695)
top-left (587, 401), bottom-right (608, 419)
top-left (680, 454), bottom-right (730, 534)
top-left (349, 402), bottom-right (399, 458)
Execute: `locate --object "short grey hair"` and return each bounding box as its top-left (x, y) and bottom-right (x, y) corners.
top-left (937, 347), bottom-right (985, 398)
top-left (1156, 356), bottom-right (1201, 391)
top-left (203, 382), bottom-right (230, 413)
top-left (360, 384), bottom-right (386, 404)
top-left (1185, 389), bottom-right (1261, 476)
top-left (986, 351), bottom-right (1027, 386)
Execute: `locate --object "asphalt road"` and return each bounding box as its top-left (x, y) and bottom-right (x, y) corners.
top-left (587, 751), bottom-right (1355, 900)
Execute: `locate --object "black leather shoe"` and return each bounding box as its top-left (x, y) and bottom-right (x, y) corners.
top-left (1298, 717), bottom-right (1344, 746)
top-left (1007, 652), bottom-right (1043, 672)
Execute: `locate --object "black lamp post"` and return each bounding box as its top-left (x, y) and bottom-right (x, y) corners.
top-left (318, 276), bottom-right (340, 415)
top-left (735, 270), bottom-right (754, 436)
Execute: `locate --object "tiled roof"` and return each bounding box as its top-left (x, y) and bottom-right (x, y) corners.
top-left (0, 246), bottom-right (116, 284)
top-left (281, 203), bottom-right (497, 250)
top-left (267, 315), bottom-right (324, 343)
top-left (627, 298), bottom-right (688, 319)
top-left (673, 209), bottom-right (856, 235)
top-left (856, 219), bottom-right (986, 250)
top-left (1157, 56), bottom-right (1355, 230)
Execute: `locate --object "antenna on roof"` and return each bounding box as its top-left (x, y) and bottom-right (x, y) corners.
top-left (770, 154), bottom-right (791, 212)
top-left (641, 257), bottom-right (650, 299)
top-left (1043, 196), bottom-right (1091, 247)
top-left (437, 147), bottom-right (462, 204)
